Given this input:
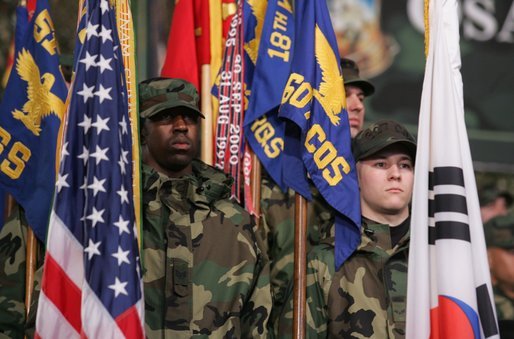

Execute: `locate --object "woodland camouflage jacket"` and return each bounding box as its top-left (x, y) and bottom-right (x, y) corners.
top-left (277, 217), bottom-right (410, 338)
top-left (142, 160), bottom-right (272, 338)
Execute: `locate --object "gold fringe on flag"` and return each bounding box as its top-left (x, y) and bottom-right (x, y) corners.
top-left (115, 0), bottom-right (142, 250)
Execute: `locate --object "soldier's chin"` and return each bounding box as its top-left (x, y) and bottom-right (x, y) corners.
top-left (350, 126), bottom-right (360, 138)
top-left (166, 155), bottom-right (193, 170)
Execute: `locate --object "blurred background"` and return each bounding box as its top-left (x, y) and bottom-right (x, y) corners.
top-left (0, 0), bottom-right (513, 192)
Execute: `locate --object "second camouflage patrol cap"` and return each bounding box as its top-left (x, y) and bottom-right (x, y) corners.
top-left (341, 58), bottom-right (375, 97)
top-left (478, 185), bottom-right (513, 207)
top-left (484, 214), bottom-right (514, 249)
top-left (139, 77), bottom-right (204, 119)
top-left (352, 120), bottom-right (417, 162)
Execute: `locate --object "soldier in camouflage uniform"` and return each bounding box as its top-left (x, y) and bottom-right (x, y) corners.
top-left (139, 77), bottom-right (271, 338)
top-left (260, 58), bottom-right (375, 336)
top-left (276, 120), bottom-right (416, 338)
top-left (0, 205), bottom-right (30, 339)
top-left (483, 214), bottom-right (514, 337)
top-left (0, 77), bottom-right (272, 339)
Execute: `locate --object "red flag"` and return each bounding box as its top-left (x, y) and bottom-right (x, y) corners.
top-left (161, 0), bottom-right (210, 92)
top-left (1, 0), bottom-right (37, 88)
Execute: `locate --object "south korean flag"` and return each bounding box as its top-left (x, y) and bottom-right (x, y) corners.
top-left (405, 0), bottom-right (499, 338)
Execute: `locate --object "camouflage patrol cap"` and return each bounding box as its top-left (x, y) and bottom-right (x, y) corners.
top-left (484, 214), bottom-right (514, 249)
top-left (352, 120), bottom-right (416, 162)
top-left (479, 185), bottom-right (513, 207)
top-left (138, 77), bottom-right (204, 119)
top-left (341, 58), bottom-right (375, 97)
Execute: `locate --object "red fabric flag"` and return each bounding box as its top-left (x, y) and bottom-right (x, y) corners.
top-left (161, 0), bottom-right (210, 92)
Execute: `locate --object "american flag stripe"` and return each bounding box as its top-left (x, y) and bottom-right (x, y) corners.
top-left (115, 302), bottom-right (145, 338)
top-left (45, 214), bottom-right (84, 285)
top-left (35, 293), bottom-right (80, 338)
top-left (81, 283), bottom-right (125, 338)
top-left (41, 254), bottom-right (83, 331)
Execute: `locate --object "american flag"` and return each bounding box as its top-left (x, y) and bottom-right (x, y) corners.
top-left (35, 0), bottom-right (144, 337)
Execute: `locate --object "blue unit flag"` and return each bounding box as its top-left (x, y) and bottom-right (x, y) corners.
top-left (278, 0), bottom-right (361, 268)
top-left (0, 0), bottom-right (67, 242)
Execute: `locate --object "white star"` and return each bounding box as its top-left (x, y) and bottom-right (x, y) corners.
top-left (86, 22), bottom-right (99, 39)
top-left (78, 115), bottom-right (92, 133)
top-left (86, 207), bottom-right (105, 227)
top-left (112, 246), bottom-right (130, 266)
top-left (108, 277), bottom-right (128, 298)
top-left (119, 116), bottom-right (128, 135)
top-left (55, 173), bottom-right (70, 192)
top-left (94, 84), bottom-right (112, 103)
top-left (116, 185), bottom-right (129, 205)
top-left (90, 145), bottom-right (109, 165)
top-left (88, 176), bottom-right (107, 196)
top-left (77, 83), bottom-right (95, 103)
top-left (80, 176), bottom-right (88, 191)
top-left (136, 256), bottom-right (141, 276)
top-left (113, 45), bottom-right (119, 60)
top-left (100, 0), bottom-right (109, 14)
top-left (98, 25), bottom-right (113, 43)
top-left (77, 146), bottom-right (89, 164)
top-left (121, 150), bottom-right (129, 164)
top-left (61, 142), bottom-right (69, 158)
top-left (96, 55), bottom-right (112, 74)
top-left (84, 239), bottom-right (101, 260)
top-left (113, 215), bottom-right (130, 235)
top-left (79, 51), bottom-right (97, 71)
top-left (118, 156), bottom-right (126, 175)
top-left (92, 116), bottom-right (110, 134)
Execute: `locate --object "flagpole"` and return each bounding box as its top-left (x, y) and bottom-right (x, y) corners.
top-left (14, 0), bottom-right (38, 319)
top-left (25, 228), bottom-right (37, 316)
top-left (293, 193), bottom-right (307, 339)
top-left (250, 150), bottom-right (261, 218)
top-left (201, 64), bottom-right (213, 165)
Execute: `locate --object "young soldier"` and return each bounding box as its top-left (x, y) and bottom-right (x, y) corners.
top-left (139, 77), bottom-right (271, 338)
top-left (261, 58), bottom-right (375, 335)
top-left (274, 120), bottom-right (416, 338)
top-left (304, 120), bottom-right (415, 338)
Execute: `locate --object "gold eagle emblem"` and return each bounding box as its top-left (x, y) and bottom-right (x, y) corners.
top-left (12, 48), bottom-right (65, 136)
top-left (244, 0), bottom-right (267, 65)
top-left (312, 25), bottom-right (344, 126)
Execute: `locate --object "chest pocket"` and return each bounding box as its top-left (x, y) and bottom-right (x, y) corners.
top-left (384, 257), bottom-right (408, 324)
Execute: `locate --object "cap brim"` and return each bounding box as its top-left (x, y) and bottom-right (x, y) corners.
top-left (345, 79), bottom-right (375, 97)
top-left (358, 139), bottom-right (416, 162)
top-left (141, 101), bottom-right (204, 119)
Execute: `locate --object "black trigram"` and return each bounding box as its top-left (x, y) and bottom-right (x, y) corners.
top-left (427, 166), bottom-right (470, 244)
